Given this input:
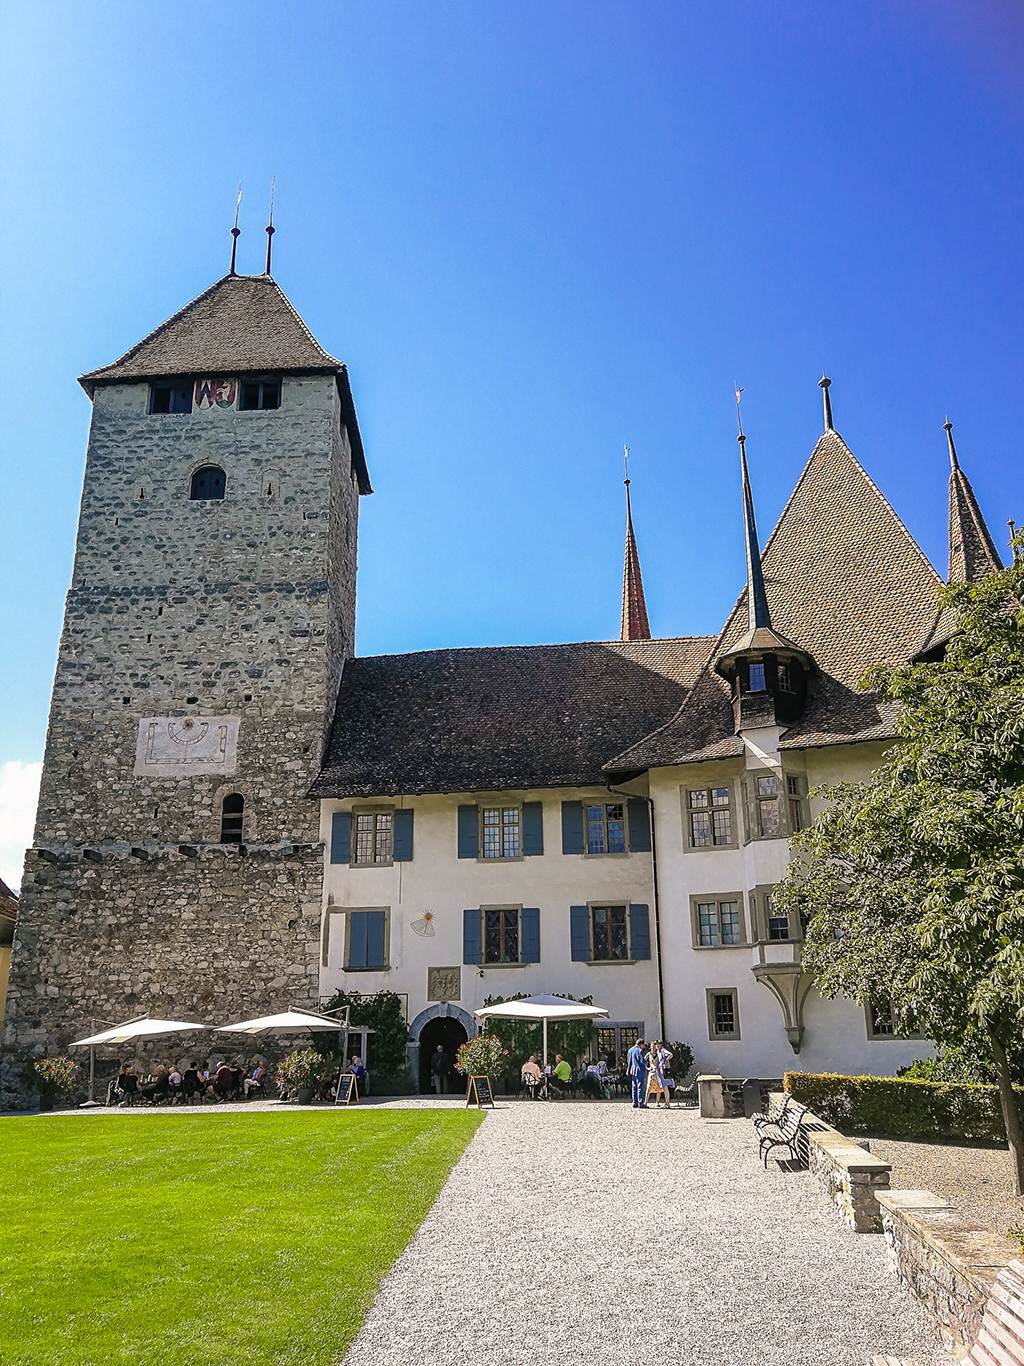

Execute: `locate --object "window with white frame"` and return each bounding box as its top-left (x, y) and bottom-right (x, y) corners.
top-left (687, 787), bottom-right (733, 848)
top-left (586, 802), bottom-right (625, 854)
top-left (778, 663), bottom-right (793, 693)
top-left (482, 806), bottom-right (520, 859)
top-left (693, 896), bottom-right (744, 947)
top-left (354, 811), bottom-right (393, 865)
top-left (756, 775), bottom-right (782, 837)
top-left (765, 890), bottom-right (790, 941)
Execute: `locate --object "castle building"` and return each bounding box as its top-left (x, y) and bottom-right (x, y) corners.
top-left (0, 260), bottom-right (1005, 1101)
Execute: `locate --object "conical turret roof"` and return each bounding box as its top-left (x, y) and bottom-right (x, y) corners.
top-left (620, 482), bottom-right (652, 641)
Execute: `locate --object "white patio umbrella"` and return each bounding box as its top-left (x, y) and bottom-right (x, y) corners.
top-left (217, 1008), bottom-right (352, 1036)
top-left (474, 994), bottom-right (609, 1067)
top-left (71, 1015), bottom-right (210, 1102)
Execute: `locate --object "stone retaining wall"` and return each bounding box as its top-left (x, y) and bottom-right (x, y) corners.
top-left (804, 1117), bottom-right (892, 1232)
top-left (877, 1189), bottom-right (1018, 1359)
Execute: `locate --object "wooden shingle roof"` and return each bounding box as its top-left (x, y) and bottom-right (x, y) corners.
top-left (78, 272), bottom-right (372, 494)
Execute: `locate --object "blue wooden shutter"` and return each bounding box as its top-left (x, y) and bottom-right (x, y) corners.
top-left (457, 806), bottom-right (478, 859)
top-left (520, 908), bottom-right (541, 962)
top-left (330, 812), bottom-right (351, 864)
top-left (348, 911), bottom-right (368, 968)
top-left (393, 809), bottom-right (414, 861)
top-left (561, 801), bottom-right (584, 855)
top-left (627, 798), bottom-right (651, 852)
top-left (629, 904), bottom-right (651, 960)
top-left (570, 905), bottom-right (590, 961)
top-left (463, 909), bottom-right (482, 964)
top-left (366, 911), bottom-right (387, 968)
top-left (522, 802), bottom-right (544, 856)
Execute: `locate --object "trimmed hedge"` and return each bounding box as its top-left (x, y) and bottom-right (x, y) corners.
top-left (783, 1070), bottom-right (1024, 1144)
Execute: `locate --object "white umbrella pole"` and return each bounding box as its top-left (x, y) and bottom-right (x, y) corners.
top-left (543, 1018), bottom-right (548, 1069)
top-left (89, 1046), bottom-right (95, 1104)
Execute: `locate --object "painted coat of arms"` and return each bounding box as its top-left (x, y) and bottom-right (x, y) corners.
top-left (193, 378), bottom-right (237, 410)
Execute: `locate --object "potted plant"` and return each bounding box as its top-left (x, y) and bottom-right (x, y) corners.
top-left (276, 1048), bottom-right (334, 1104)
top-left (454, 1034), bottom-right (508, 1096)
top-left (26, 1056), bottom-right (77, 1111)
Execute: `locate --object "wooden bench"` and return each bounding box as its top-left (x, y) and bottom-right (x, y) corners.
top-left (873, 1258), bottom-right (1024, 1366)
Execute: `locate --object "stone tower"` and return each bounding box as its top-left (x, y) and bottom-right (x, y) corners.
top-left (1, 268), bottom-right (371, 1103)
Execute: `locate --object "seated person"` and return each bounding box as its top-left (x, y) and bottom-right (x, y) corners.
top-left (520, 1055), bottom-right (542, 1097)
top-left (243, 1062), bottom-right (265, 1098)
top-left (141, 1065), bottom-right (170, 1104)
top-left (552, 1054), bottom-right (572, 1096)
top-left (167, 1066), bottom-right (182, 1101)
top-left (205, 1061), bottom-right (234, 1102)
top-left (181, 1064), bottom-right (202, 1103)
top-left (118, 1066), bottom-right (139, 1107)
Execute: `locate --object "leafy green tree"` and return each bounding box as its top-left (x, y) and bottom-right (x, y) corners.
top-left (773, 543), bottom-right (1024, 1193)
top-left (319, 990), bottom-right (410, 1083)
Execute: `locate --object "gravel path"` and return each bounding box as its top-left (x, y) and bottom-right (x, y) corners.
top-left (341, 1100), bottom-right (949, 1366)
top-left (868, 1135), bottom-right (1023, 1245)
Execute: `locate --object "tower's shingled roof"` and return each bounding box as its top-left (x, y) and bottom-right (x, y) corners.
top-left (79, 274), bottom-right (341, 391)
top-left (78, 273), bottom-right (372, 495)
top-left (606, 429), bottom-right (945, 772)
top-left (310, 637), bottom-right (715, 798)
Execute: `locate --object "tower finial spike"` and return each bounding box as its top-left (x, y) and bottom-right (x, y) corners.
top-left (623, 442), bottom-right (630, 486)
top-left (736, 407), bottom-right (772, 634)
top-left (818, 375), bottom-right (833, 431)
top-left (229, 181), bottom-right (242, 276)
top-left (734, 385), bottom-right (745, 439)
top-left (944, 416), bottom-right (959, 471)
top-left (265, 176), bottom-right (276, 276)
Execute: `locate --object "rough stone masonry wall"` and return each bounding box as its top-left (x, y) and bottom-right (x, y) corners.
top-left (2, 370), bottom-right (360, 1102)
top-left (805, 1121), bottom-right (892, 1232)
top-left (33, 373), bottom-right (358, 847)
top-left (876, 1189), bottom-right (1018, 1358)
top-left (0, 844), bottom-right (323, 1107)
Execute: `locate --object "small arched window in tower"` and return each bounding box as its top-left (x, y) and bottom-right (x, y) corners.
top-left (190, 465), bottom-right (226, 500)
top-left (221, 794), bottom-right (244, 844)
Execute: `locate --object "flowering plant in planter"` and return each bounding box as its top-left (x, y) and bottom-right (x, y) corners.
top-left (454, 1035), bottom-right (508, 1080)
top-left (276, 1048), bottom-right (335, 1097)
top-left (29, 1056), bottom-right (77, 1105)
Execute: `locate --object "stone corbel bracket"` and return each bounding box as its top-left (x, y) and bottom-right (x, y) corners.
top-left (752, 961), bottom-right (813, 1053)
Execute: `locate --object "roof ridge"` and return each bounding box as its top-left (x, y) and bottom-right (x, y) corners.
top-left (349, 636), bottom-right (718, 665)
top-left (264, 276), bottom-right (341, 367)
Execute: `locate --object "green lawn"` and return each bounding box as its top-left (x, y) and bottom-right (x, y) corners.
top-left (0, 1109), bottom-right (484, 1365)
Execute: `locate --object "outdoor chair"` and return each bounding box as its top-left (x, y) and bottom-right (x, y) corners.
top-left (520, 1072), bottom-right (539, 1100)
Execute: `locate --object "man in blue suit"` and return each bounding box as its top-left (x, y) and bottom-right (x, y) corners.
top-left (626, 1038), bottom-right (647, 1108)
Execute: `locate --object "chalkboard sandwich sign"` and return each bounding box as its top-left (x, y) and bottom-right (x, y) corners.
top-left (466, 1076), bottom-right (495, 1108)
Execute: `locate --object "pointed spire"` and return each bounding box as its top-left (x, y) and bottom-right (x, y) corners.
top-left (736, 390), bottom-right (772, 632)
top-left (229, 182), bottom-right (242, 276)
top-left (944, 418), bottom-right (1003, 582)
top-left (264, 177), bottom-right (276, 276)
top-left (620, 445), bottom-right (652, 641)
top-left (819, 375), bottom-right (833, 431)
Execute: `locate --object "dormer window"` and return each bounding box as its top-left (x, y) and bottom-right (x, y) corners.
top-left (240, 379), bottom-right (281, 410)
top-left (150, 382), bottom-right (192, 414)
top-left (190, 465), bottom-right (226, 500)
top-left (778, 664), bottom-right (793, 693)
top-left (749, 662), bottom-right (766, 691)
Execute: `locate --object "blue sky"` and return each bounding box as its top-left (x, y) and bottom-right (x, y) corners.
top-left (1, 1), bottom-right (1022, 878)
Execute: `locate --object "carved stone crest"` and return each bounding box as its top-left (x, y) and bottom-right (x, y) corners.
top-left (427, 967), bottom-right (461, 1002)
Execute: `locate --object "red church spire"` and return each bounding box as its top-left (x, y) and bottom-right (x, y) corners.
top-left (620, 446), bottom-right (652, 641)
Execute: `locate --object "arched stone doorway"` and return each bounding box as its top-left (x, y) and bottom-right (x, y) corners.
top-left (418, 1016), bottom-right (468, 1094)
top-left (409, 1003), bottom-right (476, 1095)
